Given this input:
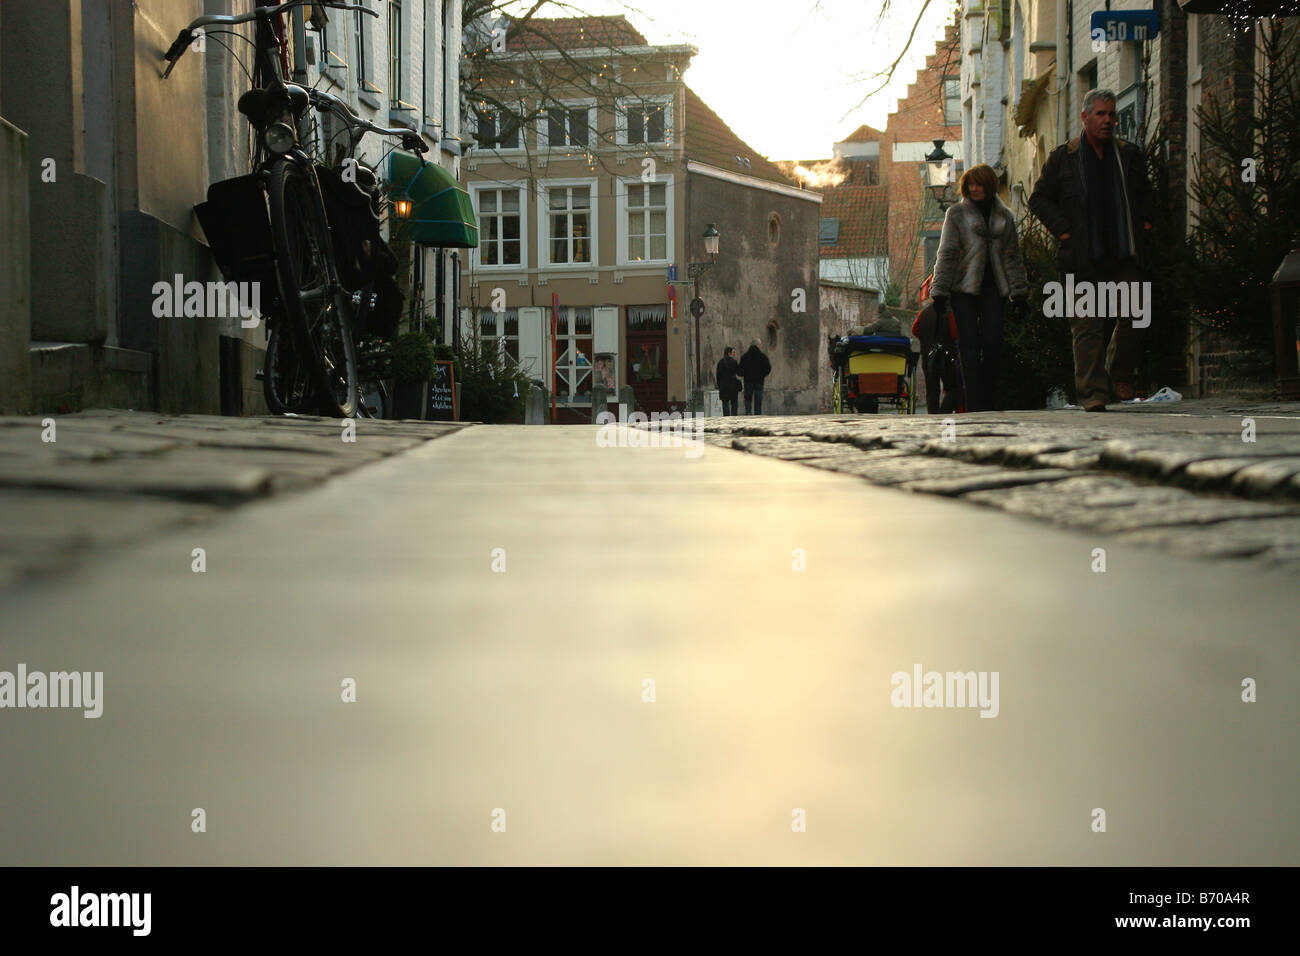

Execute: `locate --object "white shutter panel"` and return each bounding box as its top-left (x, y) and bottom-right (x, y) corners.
top-left (517, 306), bottom-right (545, 380)
top-left (593, 306), bottom-right (619, 354)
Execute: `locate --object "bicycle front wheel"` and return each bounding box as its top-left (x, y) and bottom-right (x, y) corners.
top-left (267, 160), bottom-right (357, 417)
top-left (263, 319), bottom-right (316, 416)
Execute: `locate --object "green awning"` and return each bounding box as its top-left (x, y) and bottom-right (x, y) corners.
top-left (388, 150), bottom-right (478, 248)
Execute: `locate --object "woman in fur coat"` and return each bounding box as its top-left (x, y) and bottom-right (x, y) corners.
top-left (929, 164), bottom-right (1029, 411)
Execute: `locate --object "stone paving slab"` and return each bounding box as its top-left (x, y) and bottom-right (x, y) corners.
top-left (0, 487), bottom-right (224, 586)
top-left (730, 436), bottom-right (870, 460)
top-left (0, 410), bottom-right (467, 587)
top-left (964, 476), bottom-right (1298, 535)
top-left (1115, 516), bottom-right (1300, 563)
top-left (898, 468), bottom-right (1076, 497)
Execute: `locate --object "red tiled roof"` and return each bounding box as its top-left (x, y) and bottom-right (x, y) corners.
top-left (505, 15), bottom-right (649, 52)
top-left (683, 86), bottom-right (798, 189)
top-left (842, 124), bottom-right (883, 143)
top-left (818, 184), bottom-right (888, 258)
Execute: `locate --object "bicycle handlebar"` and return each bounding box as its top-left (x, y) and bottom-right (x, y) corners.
top-left (163, 0), bottom-right (376, 78)
top-left (310, 89), bottom-right (429, 154)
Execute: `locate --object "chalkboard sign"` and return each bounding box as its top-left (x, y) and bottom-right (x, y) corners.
top-left (427, 360), bottom-right (457, 421)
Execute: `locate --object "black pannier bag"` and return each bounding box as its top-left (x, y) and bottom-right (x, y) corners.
top-left (316, 163), bottom-right (404, 341)
top-left (194, 174), bottom-right (280, 310)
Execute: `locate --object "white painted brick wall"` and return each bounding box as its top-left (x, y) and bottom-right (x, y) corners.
top-left (304, 0), bottom-right (461, 171)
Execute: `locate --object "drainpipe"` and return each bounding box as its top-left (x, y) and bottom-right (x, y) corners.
top-left (291, 5), bottom-right (310, 142)
top-left (1056, 0), bottom-right (1068, 145)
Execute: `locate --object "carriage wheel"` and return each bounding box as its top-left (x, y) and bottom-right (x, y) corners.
top-left (833, 368), bottom-right (843, 414)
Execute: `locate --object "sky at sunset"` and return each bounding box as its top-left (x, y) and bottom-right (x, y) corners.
top-left (498, 0), bottom-right (959, 160)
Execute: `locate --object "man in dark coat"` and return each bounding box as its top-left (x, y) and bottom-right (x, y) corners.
top-left (737, 339), bottom-right (772, 415)
top-left (1029, 88), bottom-right (1154, 411)
top-left (715, 346), bottom-right (742, 416)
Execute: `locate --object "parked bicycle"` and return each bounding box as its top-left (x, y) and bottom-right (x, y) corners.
top-left (163, 0), bottom-right (427, 417)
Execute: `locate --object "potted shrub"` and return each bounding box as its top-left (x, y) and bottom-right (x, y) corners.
top-left (391, 331), bottom-right (435, 419)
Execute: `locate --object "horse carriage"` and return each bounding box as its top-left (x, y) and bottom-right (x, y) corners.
top-left (828, 333), bottom-right (919, 414)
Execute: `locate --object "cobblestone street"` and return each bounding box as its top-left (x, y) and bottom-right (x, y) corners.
top-left (667, 401), bottom-right (1300, 567)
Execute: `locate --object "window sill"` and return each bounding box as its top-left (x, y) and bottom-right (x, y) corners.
top-left (319, 67), bottom-right (345, 92)
top-left (358, 90), bottom-right (382, 111)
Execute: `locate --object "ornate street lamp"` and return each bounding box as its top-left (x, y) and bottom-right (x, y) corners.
top-left (925, 140), bottom-right (957, 213)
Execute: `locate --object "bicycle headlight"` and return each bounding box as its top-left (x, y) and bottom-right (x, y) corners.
top-left (265, 122), bottom-right (296, 154)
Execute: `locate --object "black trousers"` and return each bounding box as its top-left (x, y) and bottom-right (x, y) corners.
top-left (743, 383), bottom-right (764, 415)
top-left (721, 395), bottom-right (738, 416)
top-left (950, 289), bottom-right (1005, 412)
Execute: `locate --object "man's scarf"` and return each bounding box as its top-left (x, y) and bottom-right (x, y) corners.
top-left (1079, 131), bottom-right (1134, 263)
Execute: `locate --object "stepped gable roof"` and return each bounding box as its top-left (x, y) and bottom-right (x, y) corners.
top-left (505, 15), bottom-right (649, 52)
top-left (818, 183), bottom-right (888, 259)
top-left (684, 86), bottom-right (797, 188)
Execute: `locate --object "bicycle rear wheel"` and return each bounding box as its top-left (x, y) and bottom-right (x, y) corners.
top-left (267, 160), bottom-right (357, 417)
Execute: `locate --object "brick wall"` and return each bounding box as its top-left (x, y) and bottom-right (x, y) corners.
top-left (883, 18), bottom-right (962, 309)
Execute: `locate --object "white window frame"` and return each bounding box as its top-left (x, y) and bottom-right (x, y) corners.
top-left (615, 175), bottom-right (674, 267)
top-left (615, 95), bottom-right (672, 146)
top-left (388, 0), bottom-right (404, 106)
top-left (536, 98), bottom-right (598, 152)
top-left (552, 306), bottom-right (596, 406)
top-left (422, 0), bottom-right (437, 126)
top-left (538, 177), bottom-right (599, 270)
top-left (353, 0), bottom-right (377, 94)
top-left (475, 307), bottom-right (523, 371)
top-left (469, 181), bottom-right (529, 271)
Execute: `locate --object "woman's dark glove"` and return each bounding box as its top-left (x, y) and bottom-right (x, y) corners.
top-left (931, 296), bottom-right (949, 318)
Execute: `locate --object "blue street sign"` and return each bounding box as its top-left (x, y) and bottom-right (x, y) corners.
top-left (1090, 10), bottom-right (1159, 42)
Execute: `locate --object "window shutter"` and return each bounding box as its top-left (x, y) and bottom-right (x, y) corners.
top-left (517, 306), bottom-right (545, 379)
top-left (648, 106), bottom-right (665, 143)
top-left (593, 306), bottom-right (619, 354)
top-left (570, 108), bottom-right (589, 146)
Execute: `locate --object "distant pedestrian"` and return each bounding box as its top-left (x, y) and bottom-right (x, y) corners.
top-left (862, 302), bottom-right (904, 337)
top-left (930, 163), bottom-right (1029, 412)
top-left (738, 338), bottom-right (772, 415)
top-left (1029, 88), bottom-right (1154, 411)
top-left (715, 345), bottom-right (742, 416)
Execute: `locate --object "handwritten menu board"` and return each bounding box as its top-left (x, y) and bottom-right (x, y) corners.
top-left (427, 360), bottom-right (457, 421)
